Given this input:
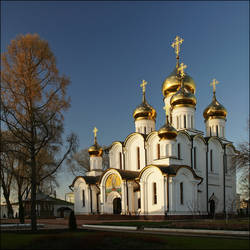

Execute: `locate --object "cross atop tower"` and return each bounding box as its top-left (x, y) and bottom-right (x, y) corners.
top-left (140, 79), bottom-right (148, 102)
top-left (210, 78), bottom-right (219, 94)
top-left (93, 127), bottom-right (98, 143)
top-left (171, 36), bottom-right (184, 59)
top-left (140, 79), bottom-right (147, 93)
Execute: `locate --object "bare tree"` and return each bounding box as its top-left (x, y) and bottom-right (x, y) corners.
top-left (1, 34), bottom-right (77, 231)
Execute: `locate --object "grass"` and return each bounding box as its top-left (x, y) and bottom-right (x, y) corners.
top-left (96, 218), bottom-right (249, 231)
top-left (1, 230), bottom-right (249, 250)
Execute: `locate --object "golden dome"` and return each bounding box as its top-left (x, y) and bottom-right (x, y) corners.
top-left (162, 68), bottom-right (196, 98)
top-left (88, 143), bottom-right (103, 157)
top-left (133, 100), bottom-right (157, 121)
top-left (170, 86), bottom-right (197, 108)
top-left (203, 95), bottom-right (227, 121)
top-left (158, 118), bottom-right (177, 140)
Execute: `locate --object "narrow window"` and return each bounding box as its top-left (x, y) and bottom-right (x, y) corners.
top-left (82, 190), bottom-right (85, 207)
top-left (157, 143), bottom-right (160, 159)
top-left (210, 150), bottom-right (213, 172)
top-left (138, 198), bottom-right (141, 209)
top-left (144, 127), bottom-right (146, 134)
top-left (191, 116), bottom-right (193, 129)
top-left (177, 116), bottom-right (179, 129)
top-left (137, 147), bottom-right (140, 170)
top-left (194, 147), bottom-right (197, 169)
top-left (180, 182), bottom-right (183, 204)
top-left (119, 152), bottom-right (122, 169)
top-left (178, 143), bottom-right (181, 160)
top-left (166, 144), bottom-right (169, 156)
top-left (209, 127), bottom-right (212, 136)
top-left (216, 125), bottom-right (219, 137)
top-left (184, 115), bottom-right (186, 128)
top-left (153, 182), bottom-right (157, 204)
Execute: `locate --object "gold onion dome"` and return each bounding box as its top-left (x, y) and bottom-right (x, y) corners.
top-left (162, 68), bottom-right (196, 97)
top-left (158, 116), bottom-right (177, 140)
top-left (133, 80), bottom-right (157, 121)
top-left (133, 100), bottom-right (157, 121)
top-left (170, 84), bottom-right (196, 108)
top-left (203, 94), bottom-right (227, 121)
top-left (88, 127), bottom-right (103, 157)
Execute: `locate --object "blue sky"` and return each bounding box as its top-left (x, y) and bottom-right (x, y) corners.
top-left (1, 1), bottom-right (249, 199)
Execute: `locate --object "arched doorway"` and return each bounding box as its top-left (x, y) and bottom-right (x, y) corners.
top-left (113, 198), bottom-right (121, 214)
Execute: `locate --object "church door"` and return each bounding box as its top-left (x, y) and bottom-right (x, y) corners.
top-left (113, 198), bottom-right (121, 214)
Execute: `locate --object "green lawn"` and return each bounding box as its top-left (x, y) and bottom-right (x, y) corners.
top-left (1, 230), bottom-right (249, 250)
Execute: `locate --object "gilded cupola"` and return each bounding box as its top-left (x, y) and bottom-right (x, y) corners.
top-left (158, 106), bottom-right (177, 140)
top-left (170, 63), bottom-right (197, 109)
top-left (133, 80), bottom-right (157, 122)
top-left (88, 127), bottom-right (103, 157)
top-left (203, 79), bottom-right (227, 121)
top-left (162, 36), bottom-right (196, 98)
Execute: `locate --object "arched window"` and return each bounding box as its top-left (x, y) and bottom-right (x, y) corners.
top-left (166, 144), bottom-right (169, 156)
top-left (82, 190), bottom-right (85, 207)
top-left (184, 115), bottom-right (187, 128)
top-left (177, 116), bottom-right (179, 129)
top-left (209, 127), bottom-right (212, 136)
top-left (138, 198), bottom-right (141, 209)
top-left (180, 182), bottom-right (183, 204)
top-left (216, 125), bottom-right (219, 137)
top-left (137, 147), bottom-right (140, 170)
top-left (177, 143), bottom-right (181, 160)
top-left (119, 152), bottom-right (122, 169)
top-left (157, 143), bottom-right (160, 159)
top-left (144, 127), bottom-right (146, 135)
top-left (210, 149), bottom-right (213, 172)
top-left (153, 182), bottom-right (157, 204)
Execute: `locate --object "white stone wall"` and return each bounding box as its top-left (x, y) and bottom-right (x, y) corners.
top-left (205, 118), bottom-right (226, 138)
top-left (135, 119), bottom-right (155, 134)
top-left (109, 142), bottom-right (123, 169)
top-left (172, 107), bottom-right (196, 130)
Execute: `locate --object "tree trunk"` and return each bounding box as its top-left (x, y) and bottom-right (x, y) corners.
top-left (1, 182), bottom-right (14, 219)
top-left (18, 191), bottom-right (25, 224)
top-left (31, 150), bottom-right (37, 232)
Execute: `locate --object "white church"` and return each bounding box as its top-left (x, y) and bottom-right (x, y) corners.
top-left (71, 36), bottom-right (236, 217)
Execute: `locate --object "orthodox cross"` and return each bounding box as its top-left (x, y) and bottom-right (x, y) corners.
top-left (178, 63), bottom-right (187, 79)
top-left (93, 127), bottom-right (98, 143)
top-left (140, 79), bottom-right (148, 102)
top-left (210, 78), bottom-right (219, 94)
top-left (171, 36), bottom-right (184, 59)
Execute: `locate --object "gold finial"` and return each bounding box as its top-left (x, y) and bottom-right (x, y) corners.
top-left (210, 78), bottom-right (219, 94)
top-left (140, 79), bottom-right (148, 102)
top-left (93, 127), bottom-right (98, 143)
top-left (171, 36), bottom-right (184, 66)
top-left (178, 63), bottom-right (187, 79)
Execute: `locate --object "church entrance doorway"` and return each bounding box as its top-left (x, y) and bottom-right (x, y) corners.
top-left (113, 198), bottom-right (121, 214)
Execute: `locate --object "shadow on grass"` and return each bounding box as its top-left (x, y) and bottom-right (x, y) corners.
top-left (1, 229), bottom-right (249, 250)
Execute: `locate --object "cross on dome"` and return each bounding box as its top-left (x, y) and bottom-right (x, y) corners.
top-left (93, 127), bottom-right (98, 143)
top-left (171, 36), bottom-right (184, 59)
top-left (178, 63), bottom-right (187, 79)
top-left (140, 79), bottom-right (148, 93)
top-left (210, 78), bottom-right (219, 94)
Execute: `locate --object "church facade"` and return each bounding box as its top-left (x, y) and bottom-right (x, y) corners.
top-left (70, 36), bottom-right (236, 216)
